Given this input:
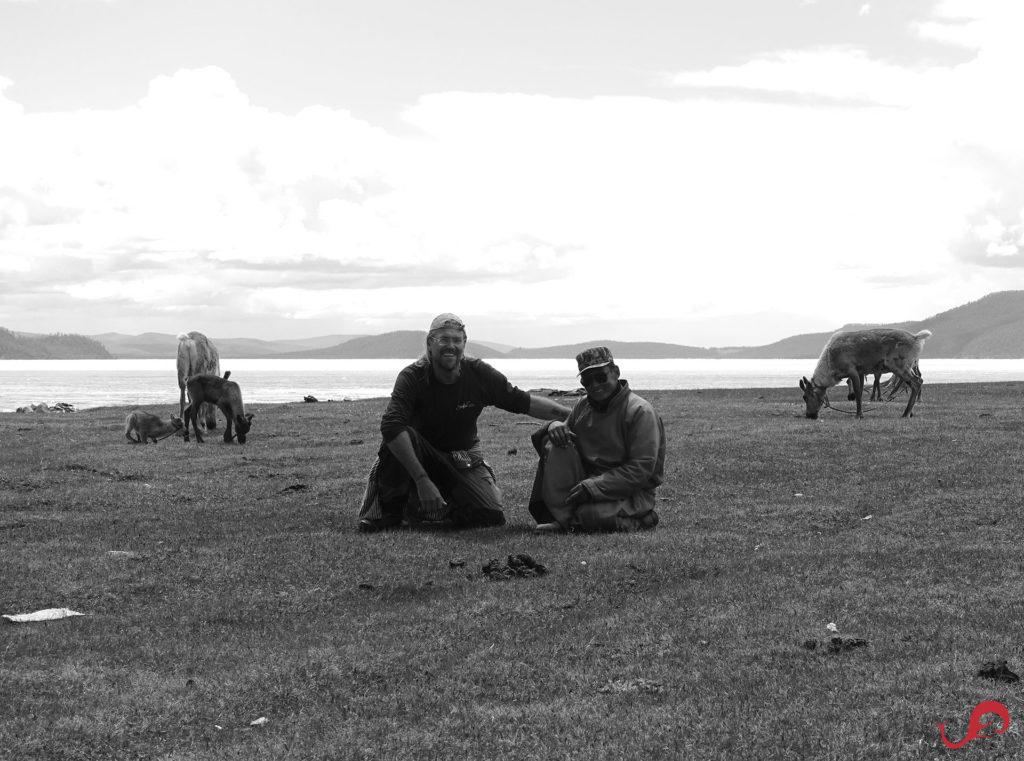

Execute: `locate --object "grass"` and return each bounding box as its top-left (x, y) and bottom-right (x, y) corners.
top-left (2, 383), bottom-right (1024, 759)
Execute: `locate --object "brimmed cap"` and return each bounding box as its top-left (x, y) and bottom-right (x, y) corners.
top-left (428, 313), bottom-right (466, 334)
top-left (576, 346), bottom-right (614, 375)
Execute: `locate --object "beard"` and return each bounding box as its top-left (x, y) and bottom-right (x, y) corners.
top-left (430, 346), bottom-right (463, 372)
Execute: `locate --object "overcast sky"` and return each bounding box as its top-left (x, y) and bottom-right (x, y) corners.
top-left (1, 0), bottom-right (1021, 347)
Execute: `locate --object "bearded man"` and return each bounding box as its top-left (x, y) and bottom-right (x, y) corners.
top-left (357, 313), bottom-right (572, 532)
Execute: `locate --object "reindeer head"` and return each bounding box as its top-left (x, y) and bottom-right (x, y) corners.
top-left (799, 377), bottom-right (827, 419)
top-left (170, 416), bottom-right (184, 431)
top-left (234, 413), bottom-right (255, 443)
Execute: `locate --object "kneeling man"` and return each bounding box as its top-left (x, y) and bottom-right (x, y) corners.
top-left (358, 313), bottom-right (572, 532)
top-left (529, 347), bottom-right (666, 533)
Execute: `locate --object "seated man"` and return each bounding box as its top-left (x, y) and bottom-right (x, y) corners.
top-left (529, 347), bottom-right (666, 533)
top-left (358, 313), bottom-right (572, 532)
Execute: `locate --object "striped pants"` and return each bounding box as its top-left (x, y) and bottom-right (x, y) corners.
top-left (358, 429), bottom-right (505, 528)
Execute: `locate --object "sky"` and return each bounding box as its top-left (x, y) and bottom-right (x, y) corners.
top-left (1, 0), bottom-right (1022, 348)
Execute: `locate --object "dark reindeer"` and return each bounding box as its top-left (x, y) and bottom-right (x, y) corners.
top-left (800, 329), bottom-right (931, 419)
top-left (182, 371), bottom-right (254, 443)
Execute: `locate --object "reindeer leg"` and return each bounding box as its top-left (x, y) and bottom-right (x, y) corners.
top-left (902, 375), bottom-right (923, 417)
top-left (853, 373), bottom-right (865, 418)
top-left (204, 402), bottom-right (218, 431)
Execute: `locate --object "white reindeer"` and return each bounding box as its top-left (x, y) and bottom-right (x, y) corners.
top-left (799, 328), bottom-right (932, 419)
top-left (177, 331), bottom-right (220, 430)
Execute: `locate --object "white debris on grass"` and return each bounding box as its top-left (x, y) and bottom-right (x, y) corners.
top-left (599, 678), bottom-right (665, 695)
top-left (3, 607), bottom-right (85, 623)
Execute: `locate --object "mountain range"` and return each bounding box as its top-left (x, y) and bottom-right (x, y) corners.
top-left (4, 291), bottom-right (1024, 360)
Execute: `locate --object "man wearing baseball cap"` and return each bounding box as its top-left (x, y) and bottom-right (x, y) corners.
top-left (357, 313), bottom-right (573, 532)
top-left (527, 346), bottom-right (665, 533)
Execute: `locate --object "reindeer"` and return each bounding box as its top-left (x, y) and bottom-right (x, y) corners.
top-left (177, 331), bottom-right (221, 430)
top-left (182, 371), bottom-right (254, 443)
top-left (799, 329), bottom-right (931, 419)
top-left (124, 411), bottom-right (184, 443)
top-left (846, 368), bottom-right (884, 402)
top-left (845, 360), bottom-right (922, 402)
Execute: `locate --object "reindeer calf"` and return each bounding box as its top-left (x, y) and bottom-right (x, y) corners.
top-left (182, 371), bottom-right (254, 443)
top-left (125, 411), bottom-right (184, 444)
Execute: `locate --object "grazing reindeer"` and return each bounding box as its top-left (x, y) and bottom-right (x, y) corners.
top-left (177, 331), bottom-right (221, 430)
top-left (182, 371), bottom-right (254, 443)
top-left (124, 411), bottom-right (184, 443)
top-left (800, 329), bottom-right (931, 419)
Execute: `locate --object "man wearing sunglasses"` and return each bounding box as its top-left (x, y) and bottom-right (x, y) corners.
top-left (357, 313), bottom-right (573, 532)
top-left (528, 346), bottom-right (666, 533)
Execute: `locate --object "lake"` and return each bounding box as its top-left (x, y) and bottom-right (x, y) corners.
top-left (3, 357), bottom-right (1024, 412)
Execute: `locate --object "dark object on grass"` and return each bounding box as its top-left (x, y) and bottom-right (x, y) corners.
top-left (978, 659), bottom-right (1020, 682)
top-left (304, 395), bottom-right (318, 403)
top-left (507, 447), bottom-right (518, 455)
top-left (826, 636), bottom-right (869, 653)
top-left (449, 558), bottom-right (466, 568)
top-left (483, 553), bottom-right (548, 579)
top-left (802, 639), bottom-right (818, 651)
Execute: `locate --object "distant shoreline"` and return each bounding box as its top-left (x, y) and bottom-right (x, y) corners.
top-left (6, 380), bottom-right (1024, 417)
top-left (3, 358), bottom-right (1023, 413)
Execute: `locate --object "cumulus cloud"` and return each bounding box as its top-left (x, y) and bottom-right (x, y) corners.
top-left (3, 1), bottom-right (1024, 343)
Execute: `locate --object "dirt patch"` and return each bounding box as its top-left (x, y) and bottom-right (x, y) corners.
top-left (483, 554), bottom-right (548, 579)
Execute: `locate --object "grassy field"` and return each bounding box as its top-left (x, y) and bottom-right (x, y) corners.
top-left (2, 382), bottom-right (1024, 760)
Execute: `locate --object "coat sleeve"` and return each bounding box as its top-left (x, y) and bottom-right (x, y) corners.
top-left (582, 403), bottom-right (664, 501)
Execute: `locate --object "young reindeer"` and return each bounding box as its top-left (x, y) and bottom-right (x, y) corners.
top-left (799, 329), bottom-right (932, 419)
top-left (124, 410), bottom-right (184, 443)
top-left (845, 360), bottom-right (922, 402)
top-left (182, 371), bottom-right (254, 443)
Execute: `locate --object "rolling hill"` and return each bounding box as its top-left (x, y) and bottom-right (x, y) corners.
top-left (0, 328), bottom-right (112, 359)
top-left (266, 331), bottom-right (505, 359)
top-left (88, 332), bottom-right (366, 359)
top-left (716, 291), bottom-right (1024, 359)
top-left (5, 290), bottom-right (1024, 359)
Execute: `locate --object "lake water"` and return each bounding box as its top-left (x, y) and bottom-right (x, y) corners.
top-left (2, 357), bottom-right (1024, 412)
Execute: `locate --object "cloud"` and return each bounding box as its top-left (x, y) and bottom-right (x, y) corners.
top-left (669, 46), bottom-right (951, 108)
top-left (2, 2), bottom-right (1024, 344)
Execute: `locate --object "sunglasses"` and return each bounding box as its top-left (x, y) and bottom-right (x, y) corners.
top-left (581, 369), bottom-right (610, 386)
